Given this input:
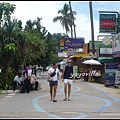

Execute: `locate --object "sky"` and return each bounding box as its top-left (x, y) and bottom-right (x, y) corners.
top-left (1, 1), bottom-right (120, 43)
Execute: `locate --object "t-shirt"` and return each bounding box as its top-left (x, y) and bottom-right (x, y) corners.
top-left (14, 75), bottom-right (22, 84)
top-left (48, 67), bottom-right (59, 81)
top-left (25, 66), bottom-right (32, 77)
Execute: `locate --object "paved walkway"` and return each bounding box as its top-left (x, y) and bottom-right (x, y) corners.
top-left (0, 71), bottom-right (120, 118)
top-left (42, 72), bottom-right (120, 100)
top-left (1, 72), bottom-right (120, 100)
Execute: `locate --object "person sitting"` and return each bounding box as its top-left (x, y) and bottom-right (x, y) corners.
top-left (13, 72), bottom-right (23, 92)
top-left (30, 70), bottom-right (39, 91)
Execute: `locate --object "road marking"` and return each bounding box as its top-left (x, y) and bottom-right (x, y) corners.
top-left (100, 113), bottom-right (120, 115)
top-left (5, 96), bottom-right (12, 98)
top-left (84, 82), bottom-right (120, 102)
top-left (8, 93), bottom-right (15, 96)
top-left (32, 85), bottom-right (111, 119)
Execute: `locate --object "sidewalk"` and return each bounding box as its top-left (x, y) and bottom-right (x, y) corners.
top-left (86, 82), bottom-right (120, 100)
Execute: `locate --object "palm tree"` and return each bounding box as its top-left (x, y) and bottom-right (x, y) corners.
top-left (53, 3), bottom-right (77, 37)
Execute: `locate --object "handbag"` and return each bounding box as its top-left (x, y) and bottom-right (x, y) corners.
top-left (47, 78), bottom-right (51, 82)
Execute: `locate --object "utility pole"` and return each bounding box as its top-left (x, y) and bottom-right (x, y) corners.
top-left (89, 1), bottom-right (95, 54)
top-left (69, 1), bottom-right (76, 39)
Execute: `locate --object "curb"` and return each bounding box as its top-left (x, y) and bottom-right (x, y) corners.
top-left (0, 90), bottom-right (19, 94)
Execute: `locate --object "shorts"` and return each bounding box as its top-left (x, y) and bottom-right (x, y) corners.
top-left (49, 81), bottom-right (58, 87)
top-left (64, 79), bottom-right (73, 85)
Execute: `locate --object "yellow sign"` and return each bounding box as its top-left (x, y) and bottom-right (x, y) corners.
top-left (60, 40), bottom-right (64, 46)
top-left (83, 43), bottom-right (88, 53)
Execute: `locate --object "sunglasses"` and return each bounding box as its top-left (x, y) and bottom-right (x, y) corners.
top-left (67, 62), bottom-right (71, 63)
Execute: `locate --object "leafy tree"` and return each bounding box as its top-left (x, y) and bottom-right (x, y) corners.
top-left (52, 33), bottom-right (69, 52)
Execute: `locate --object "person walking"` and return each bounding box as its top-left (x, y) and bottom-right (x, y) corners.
top-left (48, 63), bottom-right (59, 102)
top-left (62, 59), bottom-right (75, 101)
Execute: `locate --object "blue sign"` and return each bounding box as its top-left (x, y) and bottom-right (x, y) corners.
top-left (64, 38), bottom-right (85, 49)
top-left (106, 63), bottom-right (118, 69)
top-left (105, 63), bottom-right (118, 86)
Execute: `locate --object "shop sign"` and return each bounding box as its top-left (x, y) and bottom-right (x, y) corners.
top-left (58, 52), bottom-right (67, 57)
top-left (64, 37), bottom-right (84, 49)
top-left (83, 43), bottom-right (89, 53)
top-left (115, 70), bottom-right (120, 86)
top-left (100, 48), bottom-right (112, 54)
top-left (105, 63), bottom-right (118, 86)
top-left (99, 14), bottom-right (116, 33)
top-left (60, 40), bottom-right (64, 47)
top-left (112, 33), bottom-right (120, 53)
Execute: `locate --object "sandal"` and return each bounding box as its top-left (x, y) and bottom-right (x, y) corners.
top-left (68, 98), bottom-right (71, 101)
top-left (50, 98), bottom-right (53, 101)
top-left (53, 100), bottom-right (57, 102)
top-left (63, 98), bottom-right (67, 101)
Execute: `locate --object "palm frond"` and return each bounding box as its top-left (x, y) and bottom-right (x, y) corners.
top-left (53, 16), bottom-right (62, 22)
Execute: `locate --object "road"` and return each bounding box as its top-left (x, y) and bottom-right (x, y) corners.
top-left (0, 72), bottom-right (120, 119)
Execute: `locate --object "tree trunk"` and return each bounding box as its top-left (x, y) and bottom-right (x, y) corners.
top-left (73, 23), bottom-right (76, 39)
top-left (69, 1), bottom-right (73, 38)
top-left (70, 24), bottom-right (73, 38)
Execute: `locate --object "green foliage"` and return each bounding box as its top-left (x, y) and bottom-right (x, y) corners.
top-left (0, 73), bottom-right (7, 90)
top-left (4, 43), bottom-right (16, 52)
top-left (0, 68), bottom-right (14, 90)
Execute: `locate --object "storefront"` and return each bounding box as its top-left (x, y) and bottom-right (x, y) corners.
top-left (98, 57), bottom-right (117, 84)
top-left (112, 33), bottom-right (120, 87)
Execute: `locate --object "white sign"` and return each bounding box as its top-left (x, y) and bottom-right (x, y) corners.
top-left (76, 48), bottom-right (83, 53)
top-left (100, 48), bottom-right (112, 54)
top-left (115, 70), bottom-right (120, 85)
top-left (58, 52), bottom-right (67, 57)
top-left (112, 33), bottom-right (120, 53)
top-left (102, 37), bottom-right (111, 45)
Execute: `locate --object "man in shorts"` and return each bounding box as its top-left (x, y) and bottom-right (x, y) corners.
top-left (62, 59), bottom-right (75, 101)
top-left (48, 63), bottom-right (59, 102)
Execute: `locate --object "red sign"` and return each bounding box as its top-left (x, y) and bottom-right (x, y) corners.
top-left (100, 20), bottom-right (116, 29)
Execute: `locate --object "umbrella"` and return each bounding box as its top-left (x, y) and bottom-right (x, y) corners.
top-left (58, 61), bottom-right (66, 65)
top-left (82, 59), bottom-right (102, 65)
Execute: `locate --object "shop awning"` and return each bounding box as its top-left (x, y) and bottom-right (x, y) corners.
top-left (70, 53), bottom-right (90, 58)
top-left (98, 57), bottom-right (116, 63)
